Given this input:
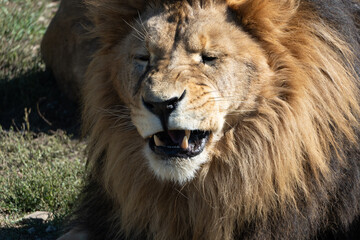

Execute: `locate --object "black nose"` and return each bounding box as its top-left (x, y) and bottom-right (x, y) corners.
top-left (142, 90), bottom-right (186, 130)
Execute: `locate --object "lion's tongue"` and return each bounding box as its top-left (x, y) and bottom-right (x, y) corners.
top-left (167, 130), bottom-right (185, 145)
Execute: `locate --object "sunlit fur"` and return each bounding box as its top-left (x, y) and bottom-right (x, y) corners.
top-left (69, 0), bottom-right (360, 239)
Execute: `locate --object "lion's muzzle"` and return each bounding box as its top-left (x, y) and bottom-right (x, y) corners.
top-left (142, 90), bottom-right (210, 158)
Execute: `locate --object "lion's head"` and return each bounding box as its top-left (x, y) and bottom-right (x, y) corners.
top-left (75, 0), bottom-right (360, 239)
top-left (111, 2), bottom-right (274, 184)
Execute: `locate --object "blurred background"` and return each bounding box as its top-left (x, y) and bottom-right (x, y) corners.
top-left (0, 0), bottom-right (86, 239)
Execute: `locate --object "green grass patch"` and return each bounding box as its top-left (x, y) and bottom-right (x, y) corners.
top-left (0, 0), bottom-right (86, 239)
top-left (0, 127), bottom-right (85, 218)
top-left (0, 127), bottom-right (86, 239)
top-left (0, 0), bottom-right (56, 79)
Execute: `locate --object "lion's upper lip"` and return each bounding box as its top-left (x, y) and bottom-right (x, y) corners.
top-left (149, 130), bottom-right (210, 158)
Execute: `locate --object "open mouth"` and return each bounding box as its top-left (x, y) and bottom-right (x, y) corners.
top-left (149, 130), bottom-right (210, 158)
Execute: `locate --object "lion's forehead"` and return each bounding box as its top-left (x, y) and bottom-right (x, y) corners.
top-left (142, 5), bottom-right (233, 56)
top-left (145, 14), bottom-right (176, 49)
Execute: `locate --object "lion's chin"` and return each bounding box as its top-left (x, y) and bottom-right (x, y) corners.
top-left (144, 144), bottom-right (209, 184)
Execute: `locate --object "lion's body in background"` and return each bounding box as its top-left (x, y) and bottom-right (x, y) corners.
top-left (42, 0), bottom-right (360, 239)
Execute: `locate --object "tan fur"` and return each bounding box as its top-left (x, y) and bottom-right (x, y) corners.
top-left (56, 0), bottom-right (360, 239)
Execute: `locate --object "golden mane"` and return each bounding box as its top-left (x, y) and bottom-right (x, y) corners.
top-left (74, 0), bottom-right (360, 239)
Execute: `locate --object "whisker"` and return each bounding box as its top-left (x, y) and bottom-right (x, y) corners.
top-left (96, 106), bottom-right (136, 131)
top-left (97, 107), bottom-right (132, 119)
top-left (210, 96), bottom-right (246, 99)
top-left (137, 11), bottom-right (150, 38)
top-left (230, 108), bottom-right (257, 113)
top-left (174, 188), bottom-right (188, 200)
top-left (110, 124), bottom-right (136, 131)
top-left (132, 33), bottom-right (145, 42)
top-left (208, 99), bottom-right (249, 103)
top-left (111, 117), bottom-right (135, 130)
top-left (122, 18), bottom-right (146, 41)
top-left (224, 120), bottom-right (234, 129)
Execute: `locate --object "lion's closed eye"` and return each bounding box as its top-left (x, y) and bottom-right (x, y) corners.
top-left (201, 53), bottom-right (217, 64)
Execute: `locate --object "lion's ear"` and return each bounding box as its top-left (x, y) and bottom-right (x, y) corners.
top-left (226, 0), bottom-right (298, 37)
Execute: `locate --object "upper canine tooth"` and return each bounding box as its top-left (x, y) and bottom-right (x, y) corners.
top-left (154, 135), bottom-right (165, 147)
top-left (181, 136), bottom-right (189, 149)
top-left (185, 130), bottom-right (191, 139)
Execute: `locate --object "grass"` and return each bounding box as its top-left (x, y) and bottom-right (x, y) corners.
top-left (1, 0), bottom-right (49, 79)
top-left (0, 0), bottom-right (86, 239)
top-left (0, 128), bottom-right (85, 239)
top-left (0, 128), bottom-right (84, 216)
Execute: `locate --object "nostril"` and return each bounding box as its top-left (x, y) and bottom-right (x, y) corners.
top-left (166, 103), bottom-right (175, 110)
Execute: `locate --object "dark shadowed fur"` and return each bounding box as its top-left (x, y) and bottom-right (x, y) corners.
top-left (59, 0), bottom-right (360, 239)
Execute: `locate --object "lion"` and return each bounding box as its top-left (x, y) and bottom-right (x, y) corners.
top-left (42, 0), bottom-right (360, 239)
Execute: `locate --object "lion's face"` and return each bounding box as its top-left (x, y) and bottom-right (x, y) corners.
top-left (113, 3), bottom-right (272, 184)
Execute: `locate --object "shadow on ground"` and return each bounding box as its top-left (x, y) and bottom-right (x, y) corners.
top-left (0, 69), bottom-right (81, 137)
top-left (0, 218), bottom-right (64, 240)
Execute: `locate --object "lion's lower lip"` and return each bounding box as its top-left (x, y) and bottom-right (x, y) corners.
top-left (149, 130), bottom-right (210, 158)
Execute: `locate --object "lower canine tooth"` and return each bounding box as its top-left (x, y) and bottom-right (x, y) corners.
top-left (154, 135), bottom-right (165, 146)
top-left (181, 136), bottom-right (189, 149)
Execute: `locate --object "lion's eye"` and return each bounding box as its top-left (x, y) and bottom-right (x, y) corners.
top-left (134, 54), bottom-right (150, 73)
top-left (201, 54), bottom-right (217, 64)
top-left (135, 55), bottom-right (150, 63)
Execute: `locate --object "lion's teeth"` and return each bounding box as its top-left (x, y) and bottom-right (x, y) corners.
top-left (181, 136), bottom-right (189, 149)
top-left (154, 135), bottom-right (165, 147)
top-left (185, 130), bottom-right (191, 139)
